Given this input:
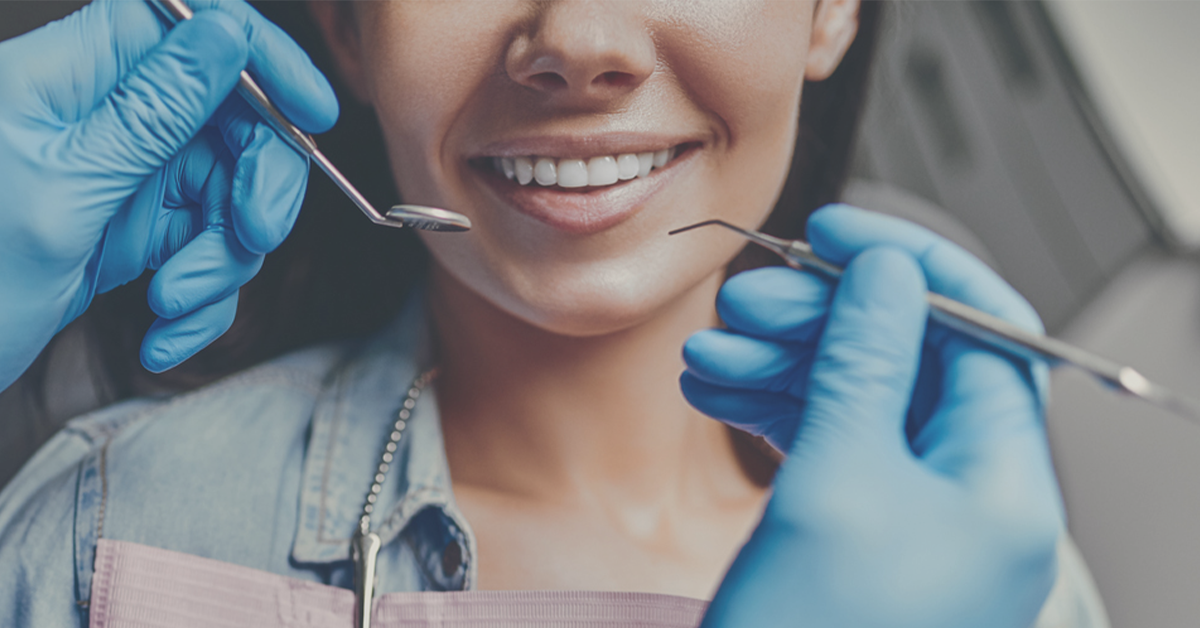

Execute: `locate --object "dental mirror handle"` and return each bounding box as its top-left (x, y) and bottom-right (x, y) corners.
top-left (152, 0), bottom-right (466, 230)
top-left (153, 0), bottom-right (369, 210)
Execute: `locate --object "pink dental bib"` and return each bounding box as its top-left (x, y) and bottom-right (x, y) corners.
top-left (88, 539), bottom-right (709, 627)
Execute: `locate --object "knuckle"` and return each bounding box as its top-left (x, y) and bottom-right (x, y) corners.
top-left (118, 74), bottom-right (200, 162)
top-left (70, 93), bottom-right (186, 176)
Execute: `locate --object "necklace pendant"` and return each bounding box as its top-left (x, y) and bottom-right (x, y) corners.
top-left (352, 528), bottom-right (382, 628)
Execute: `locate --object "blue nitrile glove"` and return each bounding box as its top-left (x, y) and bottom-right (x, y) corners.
top-left (683, 204), bottom-right (1063, 628)
top-left (0, 0), bottom-right (337, 390)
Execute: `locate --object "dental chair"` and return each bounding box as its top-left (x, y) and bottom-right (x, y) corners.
top-left (849, 3), bottom-right (1200, 627)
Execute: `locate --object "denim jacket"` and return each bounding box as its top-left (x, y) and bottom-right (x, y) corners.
top-left (0, 292), bottom-right (1108, 628)
top-left (0, 292), bottom-right (475, 627)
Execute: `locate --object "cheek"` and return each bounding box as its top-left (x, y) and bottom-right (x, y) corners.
top-left (657, 0), bottom-right (812, 143)
top-left (658, 1), bottom-right (812, 221)
top-left (359, 6), bottom-right (510, 205)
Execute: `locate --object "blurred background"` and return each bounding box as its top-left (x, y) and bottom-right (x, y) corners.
top-left (2, 2), bottom-right (1198, 626)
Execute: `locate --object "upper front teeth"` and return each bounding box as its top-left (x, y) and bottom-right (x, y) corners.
top-left (494, 148), bottom-right (676, 188)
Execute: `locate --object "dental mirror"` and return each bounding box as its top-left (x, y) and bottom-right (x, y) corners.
top-left (385, 205), bottom-right (473, 232)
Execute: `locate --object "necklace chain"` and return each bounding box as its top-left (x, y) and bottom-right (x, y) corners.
top-left (352, 367), bottom-right (438, 628)
top-left (357, 367), bottom-right (438, 535)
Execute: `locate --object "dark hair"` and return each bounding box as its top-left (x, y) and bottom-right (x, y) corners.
top-left (45, 1), bottom-right (884, 403)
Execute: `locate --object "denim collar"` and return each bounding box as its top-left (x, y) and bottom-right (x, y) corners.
top-left (291, 291), bottom-right (477, 587)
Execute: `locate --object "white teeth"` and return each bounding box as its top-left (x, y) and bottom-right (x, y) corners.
top-left (557, 159), bottom-right (589, 188)
top-left (616, 154), bottom-right (639, 180)
top-left (587, 156), bottom-right (619, 186)
top-left (636, 152), bottom-right (653, 178)
top-left (533, 157), bottom-right (557, 186)
top-left (514, 157), bottom-right (533, 185)
top-left (494, 147), bottom-right (679, 188)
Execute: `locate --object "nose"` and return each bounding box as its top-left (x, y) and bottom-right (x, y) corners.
top-left (506, 1), bottom-right (656, 107)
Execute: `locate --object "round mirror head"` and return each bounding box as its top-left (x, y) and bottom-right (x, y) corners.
top-left (386, 205), bottom-right (472, 232)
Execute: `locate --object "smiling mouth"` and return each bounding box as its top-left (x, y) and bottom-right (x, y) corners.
top-left (472, 143), bottom-right (694, 191)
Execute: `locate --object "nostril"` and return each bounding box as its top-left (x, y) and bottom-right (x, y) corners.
top-left (529, 72), bottom-right (568, 91)
top-left (594, 71), bottom-right (636, 88)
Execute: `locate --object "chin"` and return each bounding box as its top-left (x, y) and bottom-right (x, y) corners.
top-left (503, 268), bottom-right (693, 337)
top-left (518, 296), bottom-right (670, 339)
top-left (432, 250), bottom-right (719, 340)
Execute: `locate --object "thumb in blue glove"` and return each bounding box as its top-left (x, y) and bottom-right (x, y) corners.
top-left (0, 0), bottom-right (338, 389)
top-left (684, 205), bottom-right (1062, 628)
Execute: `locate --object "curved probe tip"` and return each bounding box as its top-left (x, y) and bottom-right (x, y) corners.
top-left (668, 220), bottom-right (731, 236)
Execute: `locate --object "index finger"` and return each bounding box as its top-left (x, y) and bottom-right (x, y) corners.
top-left (24, 0), bottom-right (337, 133)
top-left (187, 0), bottom-right (338, 133)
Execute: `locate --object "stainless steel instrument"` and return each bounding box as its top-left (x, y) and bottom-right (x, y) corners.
top-left (670, 219), bottom-right (1200, 423)
top-left (152, 0), bottom-right (471, 232)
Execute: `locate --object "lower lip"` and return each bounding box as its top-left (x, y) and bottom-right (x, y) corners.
top-left (472, 150), bottom-right (693, 235)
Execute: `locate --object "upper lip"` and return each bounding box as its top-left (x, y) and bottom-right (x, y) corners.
top-left (467, 132), bottom-right (705, 159)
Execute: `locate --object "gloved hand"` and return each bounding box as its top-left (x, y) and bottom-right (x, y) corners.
top-left (0, 0), bottom-right (337, 390)
top-left (683, 204), bottom-right (1063, 628)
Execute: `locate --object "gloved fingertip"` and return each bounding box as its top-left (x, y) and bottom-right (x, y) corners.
top-left (678, 371), bottom-right (729, 418)
top-left (805, 203), bottom-right (871, 266)
top-left (684, 329), bottom-right (804, 388)
top-left (805, 202), bottom-right (855, 233)
top-left (145, 281), bottom-right (174, 320)
top-left (302, 72), bottom-right (340, 133)
top-left (679, 372), bottom-right (802, 449)
top-left (840, 247), bottom-right (927, 312)
top-left (828, 250), bottom-right (928, 361)
top-left (227, 2), bottom-right (339, 133)
top-left (806, 202), bottom-right (867, 231)
top-left (147, 275), bottom-right (201, 322)
top-left (678, 370), bottom-right (706, 404)
top-left (680, 330), bottom-right (727, 371)
top-left (140, 296), bottom-right (237, 373)
top-left (231, 128), bottom-right (307, 254)
top-left (140, 320), bottom-right (188, 374)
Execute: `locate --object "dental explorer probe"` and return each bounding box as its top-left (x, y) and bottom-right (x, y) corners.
top-left (670, 219), bottom-right (1200, 423)
top-left (151, 0), bottom-right (471, 232)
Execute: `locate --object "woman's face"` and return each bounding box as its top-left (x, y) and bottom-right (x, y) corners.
top-left (317, 0), bottom-right (859, 336)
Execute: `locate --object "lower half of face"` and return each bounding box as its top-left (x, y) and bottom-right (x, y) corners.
top-left (358, 2), bottom-right (813, 337)
top-left (412, 128), bottom-right (799, 337)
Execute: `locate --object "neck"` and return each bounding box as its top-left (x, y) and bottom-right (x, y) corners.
top-left (430, 265), bottom-right (748, 509)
